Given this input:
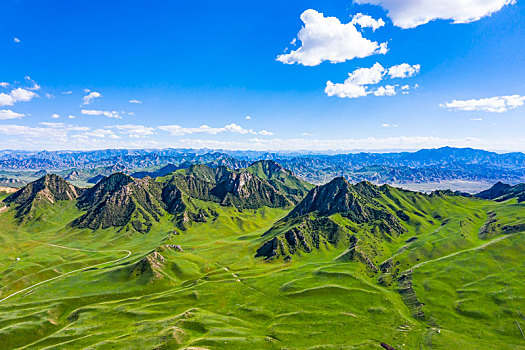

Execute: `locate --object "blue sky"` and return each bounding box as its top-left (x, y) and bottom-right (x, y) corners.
top-left (0, 0), bottom-right (524, 151)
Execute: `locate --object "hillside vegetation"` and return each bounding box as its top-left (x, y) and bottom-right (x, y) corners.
top-left (0, 161), bottom-right (524, 349)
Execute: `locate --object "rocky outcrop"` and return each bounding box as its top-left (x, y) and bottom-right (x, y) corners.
top-left (3, 174), bottom-right (81, 220)
top-left (73, 173), bottom-right (164, 233)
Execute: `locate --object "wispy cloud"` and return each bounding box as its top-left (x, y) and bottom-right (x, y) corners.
top-left (109, 124), bottom-right (155, 138)
top-left (129, 99), bottom-right (142, 104)
top-left (158, 123), bottom-right (273, 136)
top-left (81, 109), bottom-right (122, 119)
top-left (0, 110), bottom-right (25, 120)
top-left (441, 95), bottom-right (525, 113)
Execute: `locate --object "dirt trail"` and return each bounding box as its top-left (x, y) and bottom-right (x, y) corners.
top-left (0, 242), bottom-right (131, 304)
top-left (408, 234), bottom-right (512, 273)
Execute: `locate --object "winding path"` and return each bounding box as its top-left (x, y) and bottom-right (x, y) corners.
top-left (0, 242), bottom-right (131, 304)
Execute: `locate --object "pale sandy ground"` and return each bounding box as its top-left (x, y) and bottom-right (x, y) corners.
top-left (388, 180), bottom-right (496, 194)
top-left (0, 187), bottom-right (18, 194)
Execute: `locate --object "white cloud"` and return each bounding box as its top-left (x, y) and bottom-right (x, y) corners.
top-left (470, 118), bottom-right (483, 121)
top-left (355, 0), bottom-right (516, 28)
top-left (81, 109), bottom-right (122, 119)
top-left (158, 123), bottom-right (272, 136)
top-left (373, 84), bottom-right (397, 96)
top-left (45, 93), bottom-right (54, 99)
top-left (0, 110), bottom-right (25, 120)
top-left (441, 95), bottom-right (525, 113)
top-left (82, 91), bottom-right (101, 105)
top-left (39, 122), bottom-right (66, 128)
top-left (73, 129), bottom-right (119, 139)
top-left (0, 82), bottom-right (9, 88)
top-left (0, 88), bottom-right (38, 106)
top-left (245, 115), bottom-right (252, 120)
top-left (350, 13), bottom-right (386, 31)
top-left (129, 99), bottom-right (142, 104)
top-left (62, 91), bottom-right (73, 95)
top-left (388, 63), bottom-right (420, 78)
top-left (0, 124), bottom-right (69, 139)
top-left (13, 37), bottom-right (20, 43)
top-left (51, 113), bottom-right (60, 119)
top-left (276, 9), bottom-right (388, 66)
top-left (110, 124), bottom-right (155, 138)
top-left (326, 62), bottom-right (420, 99)
top-left (326, 62), bottom-right (385, 98)
top-left (25, 76), bottom-right (41, 91)
top-left (381, 123), bottom-right (398, 128)
top-left (68, 115), bottom-right (76, 119)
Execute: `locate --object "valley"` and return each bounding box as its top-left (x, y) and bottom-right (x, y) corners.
top-left (0, 161), bottom-right (524, 349)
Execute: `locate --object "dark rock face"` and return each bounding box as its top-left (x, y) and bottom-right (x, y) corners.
top-left (3, 174), bottom-right (81, 220)
top-left (165, 164), bottom-right (303, 210)
top-left (73, 173), bottom-right (164, 233)
top-left (288, 178), bottom-right (401, 229)
top-left (256, 178), bottom-right (407, 260)
top-left (256, 217), bottom-right (350, 259)
top-left (87, 174), bottom-right (106, 184)
top-left (476, 181), bottom-right (525, 202)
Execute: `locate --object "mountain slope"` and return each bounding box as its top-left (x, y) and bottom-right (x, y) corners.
top-left (160, 163), bottom-right (310, 210)
top-left (73, 173), bottom-right (165, 233)
top-left (3, 174), bottom-right (81, 220)
top-left (256, 177), bottom-right (407, 262)
top-left (476, 181), bottom-right (525, 202)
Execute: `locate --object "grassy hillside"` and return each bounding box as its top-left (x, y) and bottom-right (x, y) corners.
top-left (1, 175), bottom-right (525, 349)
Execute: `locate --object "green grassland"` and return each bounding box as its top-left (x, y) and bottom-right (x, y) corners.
top-left (1, 185), bottom-right (525, 349)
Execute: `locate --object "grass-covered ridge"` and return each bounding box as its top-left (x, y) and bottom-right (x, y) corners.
top-left (1, 164), bottom-right (525, 349)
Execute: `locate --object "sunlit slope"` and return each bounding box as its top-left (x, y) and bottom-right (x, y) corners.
top-left (0, 171), bottom-right (524, 349)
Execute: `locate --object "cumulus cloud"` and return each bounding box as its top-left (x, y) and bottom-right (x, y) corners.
top-left (373, 85), bottom-right (397, 96)
top-left (388, 63), bottom-right (420, 78)
top-left (51, 114), bottom-right (60, 119)
top-left (81, 109), bottom-right (122, 119)
top-left (0, 110), bottom-right (25, 120)
top-left (259, 130), bottom-right (274, 136)
top-left (325, 62), bottom-right (420, 99)
top-left (82, 91), bottom-right (101, 105)
top-left (381, 123), bottom-right (398, 128)
top-left (440, 95), bottom-right (525, 113)
top-left (276, 9), bottom-right (388, 66)
top-left (13, 37), bottom-right (20, 43)
top-left (355, 0), bottom-right (516, 28)
top-left (0, 82), bottom-right (9, 88)
top-left (350, 13), bottom-right (386, 31)
top-left (110, 124), bottom-right (155, 138)
top-left (68, 115), bottom-right (76, 119)
top-left (0, 88), bottom-right (38, 106)
top-left (245, 116), bottom-right (252, 120)
top-left (129, 99), bottom-right (142, 104)
top-left (158, 123), bottom-right (272, 136)
top-left (62, 91), bottom-right (73, 95)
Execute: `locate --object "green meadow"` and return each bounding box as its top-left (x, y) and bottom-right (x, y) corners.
top-left (1, 184), bottom-right (525, 349)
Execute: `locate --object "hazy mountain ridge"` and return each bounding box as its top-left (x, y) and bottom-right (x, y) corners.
top-left (1, 147), bottom-right (524, 190)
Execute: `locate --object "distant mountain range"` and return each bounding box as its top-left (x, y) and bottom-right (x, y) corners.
top-left (1, 147), bottom-right (525, 189)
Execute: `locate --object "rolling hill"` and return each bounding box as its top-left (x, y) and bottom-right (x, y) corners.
top-left (0, 162), bottom-right (525, 349)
